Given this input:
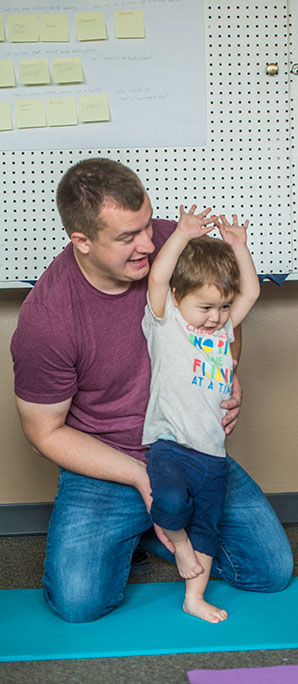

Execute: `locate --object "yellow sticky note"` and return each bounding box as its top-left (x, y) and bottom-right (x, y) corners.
top-left (40, 13), bottom-right (69, 42)
top-left (76, 12), bottom-right (107, 41)
top-left (52, 58), bottom-right (83, 84)
top-left (0, 102), bottom-right (12, 130)
top-left (79, 94), bottom-right (110, 123)
top-left (115, 10), bottom-right (145, 39)
top-left (19, 59), bottom-right (50, 85)
top-left (15, 98), bottom-right (46, 128)
top-left (47, 97), bottom-right (77, 126)
top-left (0, 60), bottom-right (15, 87)
top-left (0, 14), bottom-right (5, 41)
top-left (8, 14), bottom-right (39, 42)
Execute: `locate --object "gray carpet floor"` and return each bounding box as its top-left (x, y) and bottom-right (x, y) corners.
top-left (0, 527), bottom-right (297, 683)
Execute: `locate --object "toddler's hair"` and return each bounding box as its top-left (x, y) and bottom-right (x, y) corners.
top-left (170, 235), bottom-right (240, 302)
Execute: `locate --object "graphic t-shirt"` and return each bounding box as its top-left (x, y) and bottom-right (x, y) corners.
top-left (142, 291), bottom-right (235, 458)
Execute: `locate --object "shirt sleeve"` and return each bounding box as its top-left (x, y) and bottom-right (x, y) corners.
top-left (141, 289), bottom-right (174, 339)
top-left (224, 318), bottom-right (235, 344)
top-left (11, 301), bottom-right (78, 404)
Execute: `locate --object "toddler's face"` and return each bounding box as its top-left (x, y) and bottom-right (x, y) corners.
top-left (172, 283), bottom-right (234, 332)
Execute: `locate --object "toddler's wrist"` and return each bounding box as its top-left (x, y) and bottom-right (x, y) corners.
top-left (175, 226), bottom-right (196, 242)
top-left (230, 242), bottom-right (248, 254)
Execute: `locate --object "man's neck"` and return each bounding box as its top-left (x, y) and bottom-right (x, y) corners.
top-left (73, 246), bottom-right (131, 295)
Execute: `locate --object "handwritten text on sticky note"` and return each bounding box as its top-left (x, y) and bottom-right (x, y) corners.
top-left (19, 59), bottom-right (50, 86)
top-left (79, 94), bottom-right (110, 122)
top-left (40, 13), bottom-right (69, 42)
top-left (0, 14), bottom-right (5, 41)
top-left (8, 14), bottom-right (39, 42)
top-left (76, 12), bottom-right (107, 41)
top-left (115, 10), bottom-right (145, 39)
top-left (15, 98), bottom-right (46, 128)
top-left (47, 97), bottom-right (77, 126)
top-left (0, 102), bottom-right (12, 131)
top-left (0, 61), bottom-right (15, 88)
top-left (52, 58), bottom-right (83, 84)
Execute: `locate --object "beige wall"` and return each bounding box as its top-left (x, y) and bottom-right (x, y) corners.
top-left (227, 280), bottom-right (298, 493)
top-left (1, 290), bottom-right (59, 503)
top-left (1, 281), bottom-right (297, 504)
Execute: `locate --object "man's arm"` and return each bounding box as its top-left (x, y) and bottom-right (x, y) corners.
top-left (15, 396), bottom-right (176, 552)
top-left (16, 396), bottom-right (149, 488)
top-left (230, 323), bottom-right (242, 364)
top-left (221, 324), bottom-right (242, 435)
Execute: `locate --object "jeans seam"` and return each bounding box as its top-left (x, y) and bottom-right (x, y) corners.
top-left (219, 543), bottom-right (239, 584)
top-left (116, 538), bottom-right (140, 605)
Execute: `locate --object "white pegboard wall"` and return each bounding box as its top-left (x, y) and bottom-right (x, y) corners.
top-left (289, 0), bottom-right (298, 272)
top-left (0, 0), bottom-right (295, 285)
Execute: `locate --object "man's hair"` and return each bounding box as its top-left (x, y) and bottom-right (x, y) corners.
top-left (170, 235), bottom-right (240, 302)
top-left (56, 157), bottom-right (145, 239)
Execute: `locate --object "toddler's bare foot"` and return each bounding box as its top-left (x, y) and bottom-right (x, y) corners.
top-left (183, 596), bottom-right (228, 623)
top-left (174, 536), bottom-right (203, 579)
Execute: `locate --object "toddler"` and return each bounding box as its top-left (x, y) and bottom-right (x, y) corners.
top-left (142, 205), bottom-right (260, 623)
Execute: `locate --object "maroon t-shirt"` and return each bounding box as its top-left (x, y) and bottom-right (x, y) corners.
top-left (11, 219), bottom-right (176, 462)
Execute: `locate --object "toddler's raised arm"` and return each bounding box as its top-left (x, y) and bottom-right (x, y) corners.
top-left (148, 205), bottom-right (216, 317)
top-left (215, 214), bottom-right (260, 328)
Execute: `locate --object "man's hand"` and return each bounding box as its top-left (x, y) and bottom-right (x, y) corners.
top-left (153, 523), bottom-right (176, 554)
top-left (135, 461), bottom-right (176, 554)
top-left (221, 362), bottom-right (242, 435)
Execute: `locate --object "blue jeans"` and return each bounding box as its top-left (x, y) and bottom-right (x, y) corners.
top-left (147, 440), bottom-right (229, 556)
top-left (43, 455), bottom-right (294, 623)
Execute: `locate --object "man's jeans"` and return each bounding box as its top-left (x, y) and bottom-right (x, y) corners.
top-left (43, 455), bottom-right (293, 623)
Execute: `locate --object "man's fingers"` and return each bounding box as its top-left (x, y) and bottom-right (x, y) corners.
top-left (154, 524), bottom-right (176, 553)
top-left (221, 393), bottom-right (241, 410)
top-left (222, 406), bottom-right (239, 425)
top-left (221, 386), bottom-right (242, 436)
top-left (224, 419), bottom-right (237, 435)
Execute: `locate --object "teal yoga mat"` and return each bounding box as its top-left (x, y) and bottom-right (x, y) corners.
top-left (1, 578), bottom-right (298, 662)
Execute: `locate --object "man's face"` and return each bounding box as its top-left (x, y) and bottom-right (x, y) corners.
top-left (86, 193), bottom-right (155, 291)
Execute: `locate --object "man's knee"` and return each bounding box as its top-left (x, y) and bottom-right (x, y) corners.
top-left (43, 564), bottom-right (125, 623)
top-left (216, 540), bottom-right (294, 593)
top-left (43, 584), bottom-right (122, 623)
top-left (266, 547), bottom-right (294, 592)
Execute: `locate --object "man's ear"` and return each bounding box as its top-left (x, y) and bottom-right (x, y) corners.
top-left (71, 232), bottom-right (91, 255)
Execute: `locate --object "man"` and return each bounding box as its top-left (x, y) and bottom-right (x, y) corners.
top-left (11, 158), bottom-right (293, 623)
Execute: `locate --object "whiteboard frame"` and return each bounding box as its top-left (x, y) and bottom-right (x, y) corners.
top-left (1, 0), bottom-right (295, 286)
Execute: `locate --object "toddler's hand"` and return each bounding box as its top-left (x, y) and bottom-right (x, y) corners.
top-left (215, 214), bottom-right (249, 247)
top-left (177, 204), bottom-right (217, 240)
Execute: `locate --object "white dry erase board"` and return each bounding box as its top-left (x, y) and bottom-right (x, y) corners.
top-left (1, 0), bottom-right (298, 286)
